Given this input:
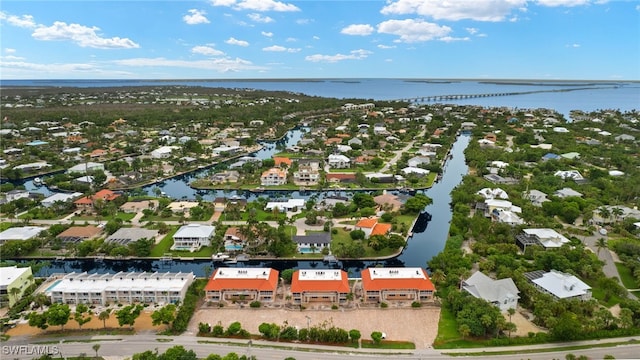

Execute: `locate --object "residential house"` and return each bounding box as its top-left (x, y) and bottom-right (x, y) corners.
top-left (171, 224), bottom-right (215, 252)
top-left (67, 162), bottom-right (105, 174)
top-left (260, 168), bottom-right (287, 186)
top-left (361, 267), bottom-right (435, 303)
top-left (74, 189), bottom-right (121, 212)
top-left (516, 228), bottom-right (570, 251)
top-left (4, 189), bottom-right (30, 202)
top-left (483, 174), bottom-right (519, 185)
top-left (523, 190), bottom-right (549, 207)
top-left (265, 199), bottom-right (305, 212)
top-left (354, 218), bottom-right (392, 239)
top-left (293, 159), bottom-right (320, 186)
top-left (273, 157), bottom-right (293, 168)
top-left (150, 146), bottom-right (179, 159)
top-left (373, 192), bottom-right (402, 212)
top-left (561, 152), bottom-right (580, 160)
top-left (57, 226), bottom-right (102, 243)
top-left (0, 266), bottom-right (34, 307)
top-left (204, 268), bottom-right (279, 303)
top-left (524, 270), bottom-right (591, 301)
top-left (554, 187), bottom-right (583, 198)
top-left (554, 170), bottom-right (584, 181)
top-left (212, 145), bottom-right (242, 156)
top-left (477, 188), bottom-right (509, 200)
top-left (106, 228), bottom-right (159, 246)
top-left (615, 134), bottom-right (635, 142)
top-left (210, 170), bottom-right (240, 184)
top-left (41, 192), bottom-right (83, 208)
top-left (327, 154), bottom-right (351, 169)
top-left (462, 271), bottom-right (519, 312)
top-left (290, 269), bottom-right (349, 304)
top-left (336, 145), bottom-right (353, 153)
top-left (0, 226), bottom-right (46, 244)
top-left (47, 271), bottom-right (195, 305)
top-left (13, 162), bottom-right (52, 173)
top-left (347, 137), bottom-right (363, 147)
top-left (542, 153), bottom-right (561, 161)
top-left (407, 156), bottom-right (431, 168)
top-left (293, 233), bottom-right (331, 253)
top-left (592, 205), bottom-right (640, 224)
top-left (326, 173), bottom-right (356, 183)
top-left (492, 209), bottom-right (524, 226)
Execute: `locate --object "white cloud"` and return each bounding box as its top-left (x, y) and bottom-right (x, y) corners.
top-left (439, 36), bottom-right (470, 42)
top-left (305, 49), bottom-right (372, 63)
top-left (183, 9), bottom-right (210, 25)
top-left (535, 0), bottom-right (590, 6)
top-left (313, 35), bottom-right (320, 40)
top-left (262, 45), bottom-right (300, 52)
top-left (113, 57), bottom-right (265, 72)
top-left (32, 22), bottom-right (140, 49)
top-left (225, 37), bottom-right (249, 46)
top-left (212, 0), bottom-right (300, 12)
top-left (191, 45), bottom-right (225, 56)
top-left (296, 19), bottom-right (312, 25)
top-left (261, 31), bottom-right (273, 37)
top-left (285, 37), bottom-right (297, 42)
top-left (377, 44), bottom-right (396, 49)
top-left (4, 48), bottom-right (16, 54)
top-left (1, 55), bottom-right (25, 61)
top-left (377, 19), bottom-right (452, 43)
top-left (341, 24), bottom-right (375, 36)
top-left (0, 11), bottom-right (37, 28)
top-left (381, 0), bottom-right (528, 22)
top-left (566, 43), bottom-right (581, 47)
top-left (248, 13), bottom-right (274, 23)
top-left (466, 27), bottom-right (479, 35)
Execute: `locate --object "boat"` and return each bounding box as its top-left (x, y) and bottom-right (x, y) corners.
top-left (33, 177), bottom-right (42, 186)
top-left (236, 254), bottom-right (250, 262)
top-left (253, 187), bottom-right (265, 193)
top-left (212, 253), bottom-right (230, 262)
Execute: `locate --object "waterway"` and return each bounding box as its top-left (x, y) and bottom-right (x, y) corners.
top-left (15, 131), bottom-right (471, 277)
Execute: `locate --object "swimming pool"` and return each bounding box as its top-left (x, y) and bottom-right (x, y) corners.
top-left (298, 248), bottom-right (318, 254)
top-left (225, 244), bottom-right (243, 251)
top-left (45, 280), bottom-right (61, 292)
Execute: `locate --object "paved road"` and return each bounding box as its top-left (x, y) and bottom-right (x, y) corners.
top-left (3, 334), bottom-right (640, 360)
top-left (379, 126), bottom-right (427, 173)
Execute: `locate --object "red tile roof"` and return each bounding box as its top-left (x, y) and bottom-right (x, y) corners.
top-left (290, 270), bottom-right (349, 293)
top-left (326, 173), bottom-right (356, 181)
top-left (355, 218), bottom-right (378, 229)
top-left (361, 268), bottom-right (435, 292)
top-left (273, 157), bottom-right (292, 167)
top-left (371, 223), bottom-right (392, 236)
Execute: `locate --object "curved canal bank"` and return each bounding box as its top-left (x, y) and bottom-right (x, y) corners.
top-left (12, 132), bottom-right (471, 277)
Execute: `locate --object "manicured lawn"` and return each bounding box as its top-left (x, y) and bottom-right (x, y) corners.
top-left (360, 340), bottom-right (415, 349)
top-left (150, 227), bottom-right (178, 257)
top-left (434, 306), bottom-right (460, 345)
top-left (331, 228), bottom-right (397, 258)
top-left (615, 262), bottom-right (640, 289)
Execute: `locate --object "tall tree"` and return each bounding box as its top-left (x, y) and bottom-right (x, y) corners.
top-left (74, 303), bottom-right (92, 329)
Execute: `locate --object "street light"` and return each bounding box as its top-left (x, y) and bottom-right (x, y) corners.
top-left (305, 315), bottom-right (311, 333)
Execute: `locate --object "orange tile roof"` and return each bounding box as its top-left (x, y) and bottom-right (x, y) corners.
top-left (290, 270), bottom-right (349, 293)
top-left (94, 189), bottom-right (120, 201)
top-left (74, 197), bottom-right (93, 205)
top-left (355, 218), bottom-right (378, 229)
top-left (361, 268), bottom-right (435, 292)
top-left (273, 157), bottom-right (292, 166)
top-left (371, 223), bottom-right (392, 236)
top-left (324, 138), bottom-right (343, 145)
top-left (204, 269), bottom-right (279, 292)
top-left (57, 226), bottom-right (101, 239)
top-left (326, 173), bottom-right (356, 181)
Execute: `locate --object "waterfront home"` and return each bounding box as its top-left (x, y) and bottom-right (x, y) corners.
top-left (4, 189), bottom-right (30, 203)
top-left (360, 267), bottom-right (435, 303)
top-left (273, 157), bottom-right (293, 168)
top-left (67, 162), bottom-right (105, 174)
top-left (524, 270), bottom-right (591, 301)
top-left (515, 228), bottom-right (570, 251)
top-left (171, 224), bottom-right (215, 252)
top-left (354, 218), bottom-right (392, 239)
top-left (462, 271), bottom-right (519, 311)
top-left (204, 268), bottom-right (279, 303)
top-left (210, 170), bottom-right (240, 184)
top-left (12, 162), bottom-right (52, 173)
top-left (293, 233), bottom-right (331, 254)
top-left (0, 266), bottom-right (34, 307)
top-left (57, 225), bottom-right (102, 243)
top-left (290, 269), bottom-right (349, 304)
top-left (224, 227), bottom-right (248, 243)
top-left (106, 228), bottom-right (159, 245)
top-left (74, 189), bottom-right (121, 212)
top-left (373, 192), bottom-right (402, 212)
top-left (293, 163), bottom-right (320, 186)
top-left (41, 192), bottom-right (83, 208)
top-left (401, 167), bottom-right (430, 176)
top-left (260, 168), bottom-right (287, 186)
top-left (327, 154), bottom-right (351, 169)
top-left (407, 156), bottom-right (431, 168)
top-left (46, 271), bottom-right (195, 305)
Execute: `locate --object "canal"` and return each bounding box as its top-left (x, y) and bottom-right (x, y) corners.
top-left (16, 131), bottom-right (471, 277)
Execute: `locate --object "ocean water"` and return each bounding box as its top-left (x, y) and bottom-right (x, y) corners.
top-left (2, 79), bottom-right (638, 118)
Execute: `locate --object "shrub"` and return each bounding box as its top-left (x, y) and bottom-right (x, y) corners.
top-left (380, 302), bottom-right (388, 308)
top-left (411, 301), bottom-right (422, 308)
top-left (331, 304), bottom-right (338, 310)
top-left (249, 301), bottom-right (261, 308)
top-left (198, 322), bottom-right (211, 334)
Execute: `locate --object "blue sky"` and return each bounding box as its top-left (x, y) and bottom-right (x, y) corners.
top-left (1, 0), bottom-right (639, 80)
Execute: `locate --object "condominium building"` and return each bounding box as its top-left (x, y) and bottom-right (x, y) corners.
top-left (204, 268), bottom-right (279, 303)
top-left (0, 266), bottom-right (34, 307)
top-left (290, 269), bottom-right (349, 304)
top-left (361, 267), bottom-right (435, 303)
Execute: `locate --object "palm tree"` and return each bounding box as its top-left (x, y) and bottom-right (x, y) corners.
top-left (98, 309), bottom-right (111, 329)
top-left (611, 207), bottom-right (624, 223)
top-left (92, 344), bottom-right (101, 359)
top-left (597, 206), bottom-right (611, 224)
top-left (431, 269), bottom-right (446, 285)
top-left (596, 238), bottom-right (607, 255)
top-left (9, 287), bottom-right (21, 304)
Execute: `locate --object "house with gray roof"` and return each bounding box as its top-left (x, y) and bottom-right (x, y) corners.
top-left (106, 228), bottom-right (159, 246)
top-left (293, 233), bottom-right (331, 254)
top-left (523, 189), bottom-right (549, 207)
top-left (462, 271), bottom-right (519, 311)
top-left (525, 270), bottom-right (591, 301)
top-left (554, 187), bottom-right (583, 198)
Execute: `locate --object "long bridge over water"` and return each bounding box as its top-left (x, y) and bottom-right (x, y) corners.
top-left (396, 85), bottom-right (616, 103)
